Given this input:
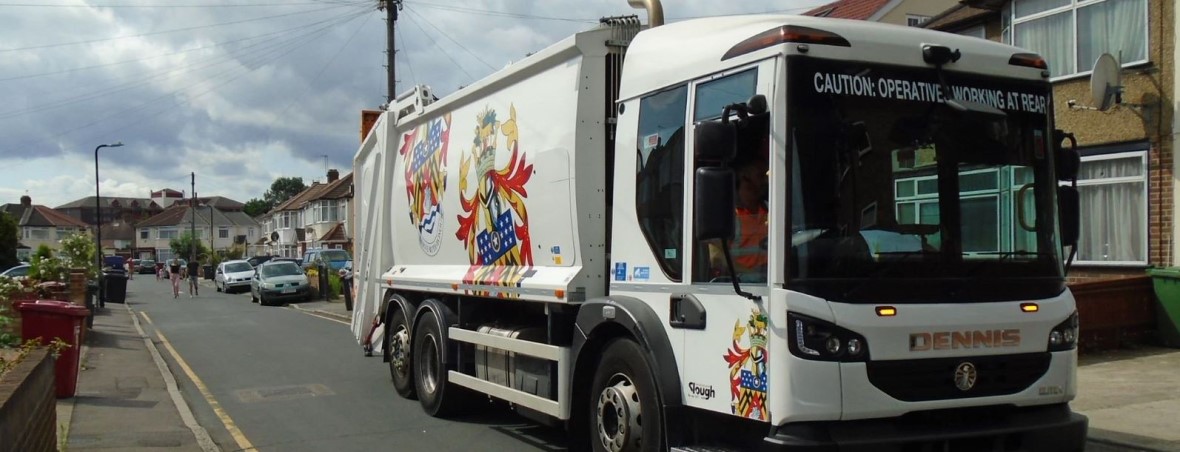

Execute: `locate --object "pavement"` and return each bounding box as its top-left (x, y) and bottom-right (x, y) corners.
top-left (51, 279), bottom-right (1180, 451)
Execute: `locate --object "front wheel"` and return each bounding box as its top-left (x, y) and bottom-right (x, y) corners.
top-left (589, 339), bottom-right (664, 452)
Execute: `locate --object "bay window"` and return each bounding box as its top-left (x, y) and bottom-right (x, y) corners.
top-left (1003, 0), bottom-right (1148, 78)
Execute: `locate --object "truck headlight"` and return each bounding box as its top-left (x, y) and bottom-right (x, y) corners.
top-left (789, 312), bottom-right (869, 362)
top-left (1047, 311), bottom-right (1079, 351)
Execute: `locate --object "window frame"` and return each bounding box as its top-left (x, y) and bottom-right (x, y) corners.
top-left (1004, 0), bottom-right (1150, 80)
top-left (1069, 149), bottom-right (1149, 266)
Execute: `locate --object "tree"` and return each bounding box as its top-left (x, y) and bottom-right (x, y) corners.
top-left (0, 212), bottom-right (17, 271)
top-left (243, 198), bottom-right (271, 217)
top-left (170, 232), bottom-right (209, 262)
top-left (263, 177), bottom-right (306, 209)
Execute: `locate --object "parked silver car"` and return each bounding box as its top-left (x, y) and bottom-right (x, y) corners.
top-left (214, 260), bottom-right (254, 294)
top-left (249, 261), bottom-right (310, 306)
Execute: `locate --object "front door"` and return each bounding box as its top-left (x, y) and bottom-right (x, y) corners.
top-left (674, 59), bottom-right (778, 421)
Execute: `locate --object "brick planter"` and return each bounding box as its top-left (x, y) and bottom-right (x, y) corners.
top-left (0, 348), bottom-right (58, 451)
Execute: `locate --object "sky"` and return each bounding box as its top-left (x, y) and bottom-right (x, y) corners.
top-left (0, 0), bottom-right (828, 209)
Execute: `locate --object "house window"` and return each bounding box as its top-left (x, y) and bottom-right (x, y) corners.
top-left (56, 228), bottom-right (71, 240)
top-left (159, 228), bottom-right (178, 240)
top-left (1072, 150), bottom-right (1147, 265)
top-left (219, 227), bottom-right (230, 239)
top-left (157, 249), bottom-right (173, 262)
top-left (907, 14), bottom-right (931, 27)
top-left (248, 227), bottom-right (255, 239)
top-left (28, 228), bottom-right (49, 240)
top-left (1003, 0), bottom-right (1148, 78)
top-left (140, 229), bottom-right (149, 239)
top-left (318, 200), bottom-right (339, 223)
top-left (281, 213), bottom-right (291, 229)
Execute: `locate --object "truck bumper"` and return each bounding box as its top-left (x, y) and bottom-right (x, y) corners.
top-left (761, 404), bottom-right (1087, 452)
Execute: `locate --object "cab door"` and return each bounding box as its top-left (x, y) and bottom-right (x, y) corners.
top-left (675, 59), bottom-right (778, 421)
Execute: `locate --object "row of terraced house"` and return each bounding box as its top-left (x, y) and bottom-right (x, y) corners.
top-left (4, 167), bottom-right (355, 263)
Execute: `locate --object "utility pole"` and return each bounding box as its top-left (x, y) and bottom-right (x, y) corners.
top-left (379, 0), bottom-right (403, 105)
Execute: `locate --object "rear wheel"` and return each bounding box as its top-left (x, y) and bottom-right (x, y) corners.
top-left (387, 307), bottom-right (415, 399)
top-left (589, 339), bottom-right (664, 452)
top-left (413, 309), bottom-right (468, 416)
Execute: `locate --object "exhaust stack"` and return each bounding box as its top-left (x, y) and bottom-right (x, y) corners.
top-left (627, 0), bottom-right (664, 27)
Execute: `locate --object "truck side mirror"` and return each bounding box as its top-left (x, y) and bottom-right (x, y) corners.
top-left (1055, 130), bottom-right (1080, 181)
top-left (694, 167), bottom-right (736, 241)
top-left (1057, 186), bottom-right (1080, 248)
top-left (694, 121), bottom-right (735, 162)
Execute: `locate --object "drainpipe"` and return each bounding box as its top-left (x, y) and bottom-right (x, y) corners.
top-left (627, 0), bottom-right (664, 27)
top-left (1172, 0), bottom-right (1179, 265)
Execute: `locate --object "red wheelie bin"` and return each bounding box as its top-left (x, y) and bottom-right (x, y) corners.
top-left (18, 300), bottom-right (91, 398)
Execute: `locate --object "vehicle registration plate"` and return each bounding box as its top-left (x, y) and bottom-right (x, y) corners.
top-left (282, 288), bottom-right (295, 294)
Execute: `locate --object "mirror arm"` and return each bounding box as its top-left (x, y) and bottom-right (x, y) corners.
top-left (718, 239), bottom-right (761, 301)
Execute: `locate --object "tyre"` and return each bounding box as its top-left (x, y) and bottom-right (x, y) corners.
top-left (259, 293), bottom-right (269, 306)
top-left (413, 309), bottom-right (468, 416)
top-left (387, 307), bottom-right (415, 399)
top-left (589, 339), bottom-right (664, 452)
top-left (216, 282), bottom-right (222, 293)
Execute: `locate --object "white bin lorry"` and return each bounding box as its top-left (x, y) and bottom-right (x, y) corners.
top-left (351, 2), bottom-right (1088, 450)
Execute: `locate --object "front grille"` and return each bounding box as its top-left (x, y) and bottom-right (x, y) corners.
top-left (866, 353), bottom-right (1050, 402)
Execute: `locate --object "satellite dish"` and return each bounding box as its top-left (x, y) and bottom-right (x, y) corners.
top-left (270, 231), bottom-right (279, 242)
top-left (1090, 53), bottom-right (1122, 111)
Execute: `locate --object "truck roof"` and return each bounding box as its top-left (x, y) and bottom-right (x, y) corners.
top-left (619, 14), bottom-right (1046, 102)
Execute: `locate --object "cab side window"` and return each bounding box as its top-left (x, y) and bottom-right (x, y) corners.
top-left (689, 69), bottom-right (768, 284)
top-left (636, 86), bottom-right (688, 281)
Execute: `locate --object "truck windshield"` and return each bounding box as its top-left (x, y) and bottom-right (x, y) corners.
top-left (786, 57), bottom-right (1064, 303)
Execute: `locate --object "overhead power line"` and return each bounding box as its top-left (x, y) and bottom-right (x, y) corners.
top-left (0, 8), bottom-right (371, 154)
top-left (399, 8), bottom-right (474, 82)
top-left (0, 9), bottom-right (370, 82)
top-left (0, 3), bottom-right (364, 53)
top-left (403, 1), bottom-right (597, 23)
top-left (0, 1), bottom-right (368, 7)
top-left (0, 7), bottom-right (370, 119)
top-left (404, 7), bottom-right (495, 71)
top-left (395, 23), bottom-right (416, 90)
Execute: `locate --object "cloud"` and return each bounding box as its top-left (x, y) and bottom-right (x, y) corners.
top-left (0, 0), bottom-right (829, 208)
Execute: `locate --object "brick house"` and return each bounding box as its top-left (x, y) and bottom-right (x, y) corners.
top-left (134, 203), bottom-right (259, 262)
top-left (924, 0), bottom-right (1176, 283)
top-left (1, 195), bottom-right (89, 260)
top-left (263, 169), bottom-right (352, 258)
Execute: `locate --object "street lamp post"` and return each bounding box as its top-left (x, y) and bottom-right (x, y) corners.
top-left (95, 141), bottom-right (123, 307)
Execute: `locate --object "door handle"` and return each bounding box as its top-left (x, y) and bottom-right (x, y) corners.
top-left (669, 294), bottom-right (707, 330)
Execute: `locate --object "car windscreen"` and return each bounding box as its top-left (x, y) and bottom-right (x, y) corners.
top-left (321, 250), bottom-right (350, 261)
top-left (261, 263), bottom-right (302, 277)
top-left (225, 262), bottom-right (252, 273)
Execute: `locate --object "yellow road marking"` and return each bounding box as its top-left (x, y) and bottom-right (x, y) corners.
top-left (139, 311), bottom-right (154, 325)
top-left (155, 329), bottom-right (256, 451)
top-left (288, 306), bottom-right (350, 325)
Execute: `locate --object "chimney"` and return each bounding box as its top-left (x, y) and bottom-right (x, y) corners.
top-left (327, 169), bottom-right (340, 183)
top-left (20, 195), bottom-right (31, 207)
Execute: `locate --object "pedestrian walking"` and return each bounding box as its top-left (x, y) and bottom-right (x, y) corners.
top-left (186, 259), bottom-right (200, 297)
top-left (168, 257), bottom-right (182, 299)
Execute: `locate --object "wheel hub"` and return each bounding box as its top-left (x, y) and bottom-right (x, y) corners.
top-left (596, 375), bottom-right (642, 452)
top-left (390, 326), bottom-right (410, 374)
